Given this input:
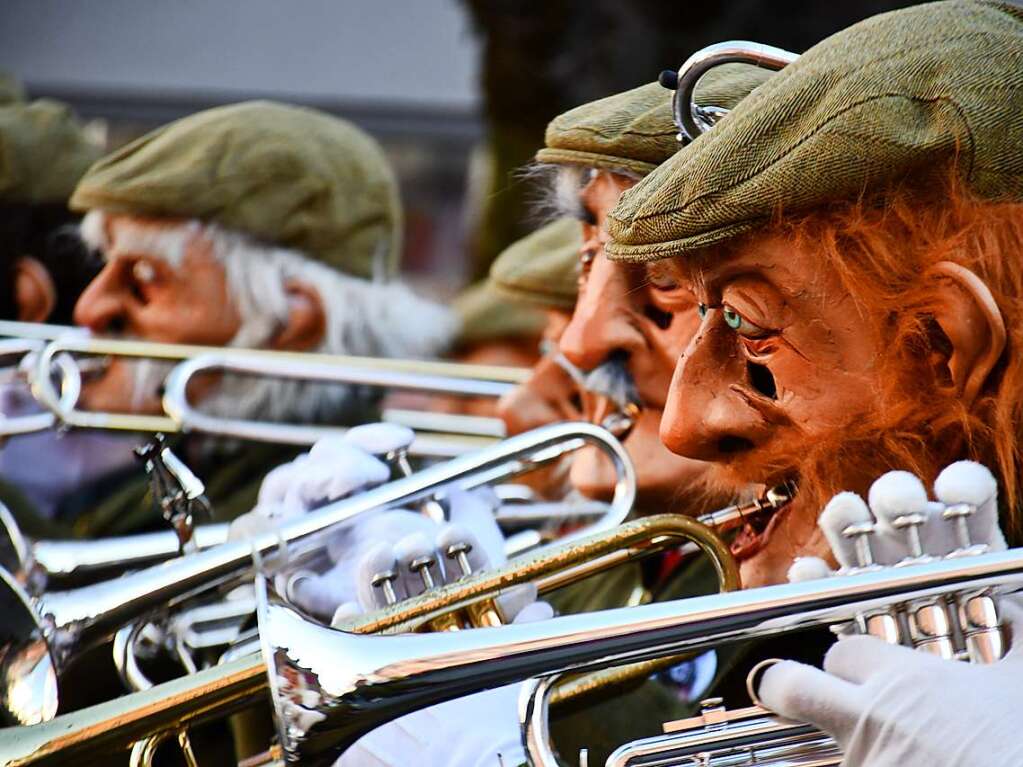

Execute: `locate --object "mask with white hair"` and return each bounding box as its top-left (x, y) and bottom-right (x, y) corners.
top-left (80, 211), bottom-right (458, 427)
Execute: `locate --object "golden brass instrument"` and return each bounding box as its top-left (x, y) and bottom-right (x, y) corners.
top-left (0, 509), bottom-right (737, 766)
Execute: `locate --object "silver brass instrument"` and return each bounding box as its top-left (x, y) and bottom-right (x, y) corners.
top-left (253, 543), bottom-right (1020, 765)
top-left (27, 333), bottom-right (525, 458)
top-left (0, 321), bottom-right (529, 456)
top-left (666, 41), bottom-right (799, 142)
top-left (0, 421), bottom-right (633, 726)
top-left (1, 537), bottom-right (1018, 765)
top-left (0, 502), bottom-right (229, 594)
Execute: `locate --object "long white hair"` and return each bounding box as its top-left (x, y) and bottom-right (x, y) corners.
top-left (80, 211), bottom-right (457, 424)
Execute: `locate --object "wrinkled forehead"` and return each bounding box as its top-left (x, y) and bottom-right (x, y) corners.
top-left (80, 210), bottom-right (200, 267)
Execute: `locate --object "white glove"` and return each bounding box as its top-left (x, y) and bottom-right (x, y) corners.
top-left (758, 603), bottom-right (1023, 767)
top-left (335, 682), bottom-right (527, 767)
top-left (762, 461), bottom-right (1023, 767)
top-left (227, 424), bottom-right (412, 541)
top-left (330, 486), bottom-right (553, 626)
top-left (333, 488), bottom-right (551, 767)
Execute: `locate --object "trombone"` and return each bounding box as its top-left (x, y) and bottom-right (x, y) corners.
top-left (0, 421), bottom-right (634, 726)
top-left (0, 320), bottom-right (530, 456)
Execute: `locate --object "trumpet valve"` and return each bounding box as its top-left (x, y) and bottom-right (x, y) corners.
top-left (370, 569), bottom-right (400, 606)
top-left (841, 521), bottom-right (879, 570)
top-left (443, 542), bottom-right (504, 628)
top-left (890, 512), bottom-right (929, 561)
top-left (942, 502), bottom-right (988, 556)
top-left (906, 596), bottom-right (958, 660)
top-left (444, 542), bottom-right (473, 579)
top-left (408, 554), bottom-right (462, 632)
top-left (958, 588), bottom-right (1005, 664)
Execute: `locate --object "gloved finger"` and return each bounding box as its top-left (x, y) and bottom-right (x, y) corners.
top-left (512, 600), bottom-right (554, 623)
top-left (330, 601), bottom-right (364, 629)
top-left (394, 532), bottom-right (445, 598)
top-left (823, 633), bottom-right (935, 683)
top-left (757, 660), bottom-right (864, 738)
top-left (495, 583), bottom-right (539, 622)
top-left (226, 508), bottom-right (276, 541)
top-left (340, 423), bottom-right (415, 457)
top-left (444, 487), bottom-right (506, 566)
top-left (868, 471), bottom-right (945, 562)
top-left (281, 571), bottom-right (330, 619)
top-left (787, 556), bottom-right (834, 582)
top-left (256, 457), bottom-right (307, 506)
top-left (435, 522), bottom-right (491, 578)
top-left (818, 492), bottom-right (876, 569)
top-left (283, 446), bottom-right (390, 510)
top-left (933, 461), bottom-right (1005, 552)
top-left (357, 541), bottom-right (406, 609)
top-left (327, 508), bottom-right (435, 563)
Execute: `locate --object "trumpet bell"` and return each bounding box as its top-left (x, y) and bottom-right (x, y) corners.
top-left (0, 568), bottom-right (57, 726)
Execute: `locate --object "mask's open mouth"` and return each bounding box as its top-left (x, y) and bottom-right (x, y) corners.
top-left (728, 479), bottom-right (797, 561)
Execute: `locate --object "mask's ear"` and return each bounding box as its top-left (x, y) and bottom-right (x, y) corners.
top-left (13, 257), bottom-right (56, 323)
top-left (268, 279), bottom-right (325, 352)
top-left (925, 261), bottom-right (1006, 406)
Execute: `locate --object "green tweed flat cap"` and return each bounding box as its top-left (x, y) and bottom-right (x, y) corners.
top-left (0, 99), bottom-right (101, 204)
top-left (452, 280), bottom-right (547, 346)
top-left (489, 218), bottom-right (580, 310)
top-left (606, 1), bottom-right (1023, 262)
top-left (70, 100), bottom-right (402, 279)
top-left (536, 63), bottom-right (774, 176)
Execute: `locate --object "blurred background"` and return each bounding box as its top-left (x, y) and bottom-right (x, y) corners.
top-left (0, 0), bottom-right (919, 296)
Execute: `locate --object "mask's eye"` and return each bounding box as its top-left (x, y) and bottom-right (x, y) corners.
top-left (722, 304), bottom-right (771, 339)
top-left (697, 303), bottom-right (708, 319)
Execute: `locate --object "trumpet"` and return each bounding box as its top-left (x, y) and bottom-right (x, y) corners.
top-left (0, 500), bottom-right (738, 766)
top-left (2, 528), bottom-right (1018, 766)
top-left (667, 41), bottom-right (798, 142)
top-left (30, 333), bottom-right (525, 457)
top-left (0, 421), bottom-right (634, 726)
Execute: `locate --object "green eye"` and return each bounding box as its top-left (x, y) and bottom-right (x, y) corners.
top-left (721, 304), bottom-right (771, 339)
top-left (697, 303), bottom-right (708, 319)
top-left (723, 307), bottom-right (742, 329)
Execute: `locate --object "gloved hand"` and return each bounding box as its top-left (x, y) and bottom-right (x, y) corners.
top-left (757, 602), bottom-right (1023, 767)
top-left (335, 682), bottom-right (527, 767)
top-left (761, 461), bottom-right (1023, 767)
top-left (226, 424), bottom-right (413, 541)
top-left (329, 485), bottom-right (553, 626)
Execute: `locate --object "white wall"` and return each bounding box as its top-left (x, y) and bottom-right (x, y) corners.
top-left (0, 0), bottom-right (480, 110)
